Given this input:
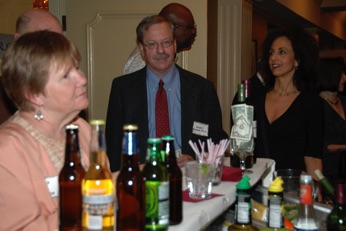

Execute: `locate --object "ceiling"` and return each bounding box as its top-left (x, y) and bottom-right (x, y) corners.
top-left (253, 0), bottom-right (346, 48)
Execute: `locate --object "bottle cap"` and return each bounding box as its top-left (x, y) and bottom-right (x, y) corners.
top-left (238, 83), bottom-right (245, 90)
top-left (123, 124), bottom-right (138, 131)
top-left (161, 135), bottom-right (174, 141)
top-left (89, 119), bottom-right (105, 125)
top-left (300, 174), bottom-right (312, 184)
top-left (147, 138), bottom-right (162, 144)
top-left (269, 177), bottom-right (284, 193)
top-left (237, 175), bottom-right (251, 190)
top-left (66, 124), bottom-right (79, 130)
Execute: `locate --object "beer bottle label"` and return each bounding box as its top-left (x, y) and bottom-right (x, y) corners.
top-left (145, 181), bottom-right (169, 225)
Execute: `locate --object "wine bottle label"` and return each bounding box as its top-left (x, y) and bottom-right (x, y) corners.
top-left (145, 181), bottom-right (169, 225)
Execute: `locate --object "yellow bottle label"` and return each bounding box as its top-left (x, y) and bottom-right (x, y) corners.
top-left (82, 179), bottom-right (115, 229)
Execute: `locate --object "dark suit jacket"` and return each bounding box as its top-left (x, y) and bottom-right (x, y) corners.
top-left (106, 65), bottom-right (228, 172)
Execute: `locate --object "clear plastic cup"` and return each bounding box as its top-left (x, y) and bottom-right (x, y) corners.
top-left (185, 161), bottom-right (216, 199)
top-left (213, 155), bottom-right (224, 186)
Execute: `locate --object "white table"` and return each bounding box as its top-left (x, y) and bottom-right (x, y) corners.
top-left (168, 158), bottom-right (275, 231)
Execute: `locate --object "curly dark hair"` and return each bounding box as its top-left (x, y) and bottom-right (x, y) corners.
top-left (260, 28), bottom-right (320, 93)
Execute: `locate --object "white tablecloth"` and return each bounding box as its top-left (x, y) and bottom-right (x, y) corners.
top-left (168, 158), bottom-right (275, 231)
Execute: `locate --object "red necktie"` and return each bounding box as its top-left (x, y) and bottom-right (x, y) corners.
top-left (156, 80), bottom-right (170, 138)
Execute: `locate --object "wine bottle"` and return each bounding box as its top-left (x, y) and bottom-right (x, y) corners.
top-left (260, 177), bottom-right (289, 231)
top-left (314, 169), bottom-right (334, 198)
top-left (326, 182), bottom-right (346, 231)
top-left (59, 124), bottom-right (86, 231)
top-left (230, 83), bottom-right (255, 169)
top-left (162, 135), bottom-right (182, 225)
top-left (228, 175), bottom-right (258, 231)
top-left (142, 138), bottom-right (169, 231)
top-left (116, 124), bottom-right (145, 231)
top-left (293, 174), bottom-right (319, 231)
top-left (82, 120), bottom-right (115, 231)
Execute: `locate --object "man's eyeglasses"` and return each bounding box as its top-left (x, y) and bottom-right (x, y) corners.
top-left (173, 23), bottom-right (197, 30)
top-left (143, 40), bottom-right (174, 50)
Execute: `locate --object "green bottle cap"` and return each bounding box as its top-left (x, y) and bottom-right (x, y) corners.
top-left (147, 138), bottom-right (162, 144)
top-left (161, 135), bottom-right (174, 141)
top-left (237, 175), bottom-right (251, 190)
top-left (269, 177), bottom-right (284, 193)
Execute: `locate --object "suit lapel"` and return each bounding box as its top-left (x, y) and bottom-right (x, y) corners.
top-left (179, 67), bottom-right (194, 150)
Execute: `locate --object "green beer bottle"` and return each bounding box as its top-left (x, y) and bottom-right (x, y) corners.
top-left (142, 138), bottom-right (169, 231)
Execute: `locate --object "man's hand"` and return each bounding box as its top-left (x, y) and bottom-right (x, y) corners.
top-left (177, 154), bottom-right (194, 168)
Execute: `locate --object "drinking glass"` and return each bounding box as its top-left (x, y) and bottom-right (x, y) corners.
top-left (234, 151), bottom-right (253, 174)
top-left (213, 155), bottom-right (224, 186)
top-left (185, 161), bottom-right (216, 199)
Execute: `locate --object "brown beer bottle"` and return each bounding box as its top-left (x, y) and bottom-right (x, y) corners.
top-left (162, 135), bottom-right (183, 225)
top-left (59, 124), bottom-right (86, 231)
top-left (116, 124), bottom-right (145, 231)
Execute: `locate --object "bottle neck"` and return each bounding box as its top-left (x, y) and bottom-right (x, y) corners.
top-left (238, 89), bottom-right (246, 103)
top-left (243, 80), bottom-right (251, 100)
top-left (148, 146), bottom-right (162, 163)
top-left (65, 129), bottom-right (82, 165)
top-left (335, 183), bottom-right (346, 205)
top-left (163, 140), bottom-right (178, 166)
top-left (90, 124), bottom-right (107, 167)
top-left (121, 130), bottom-right (140, 168)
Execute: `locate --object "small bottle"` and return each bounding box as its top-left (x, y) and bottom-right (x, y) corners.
top-left (116, 124), bottom-right (145, 231)
top-left (59, 124), bottom-right (86, 231)
top-left (82, 120), bottom-right (115, 231)
top-left (326, 182), bottom-right (346, 231)
top-left (293, 174), bottom-right (319, 231)
top-left (162, 135), bottom-right (182, 225)
top-left (142, 138), bottom-right (169, 231)
top-left (229, 175), bottom-right (258, 231)
top-left (260, 177), bottom-right (289, 231)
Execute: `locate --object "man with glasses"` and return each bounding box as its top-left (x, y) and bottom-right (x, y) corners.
top-left (106, 15), bottom-right (227, 172)
top-left (123, 3), bottom-right (197, 74)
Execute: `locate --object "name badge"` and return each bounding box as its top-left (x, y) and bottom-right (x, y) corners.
top-left (192, 121), bottom-right (209, 137)
top-left (45, 176), bottom-right (59, 198)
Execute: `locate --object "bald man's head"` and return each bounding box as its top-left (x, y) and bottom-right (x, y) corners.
top-left (15, 9), bottom-right (63, 39)
top-left (159, 3), bottom-right (197, 52)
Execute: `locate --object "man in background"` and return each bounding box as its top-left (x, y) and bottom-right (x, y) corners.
top-left (0, 9), bottom-right (63, 124)
top-left (123, 3), bottom-right (197, 74)
top-left (106, 15), bottom-right (227, 172)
